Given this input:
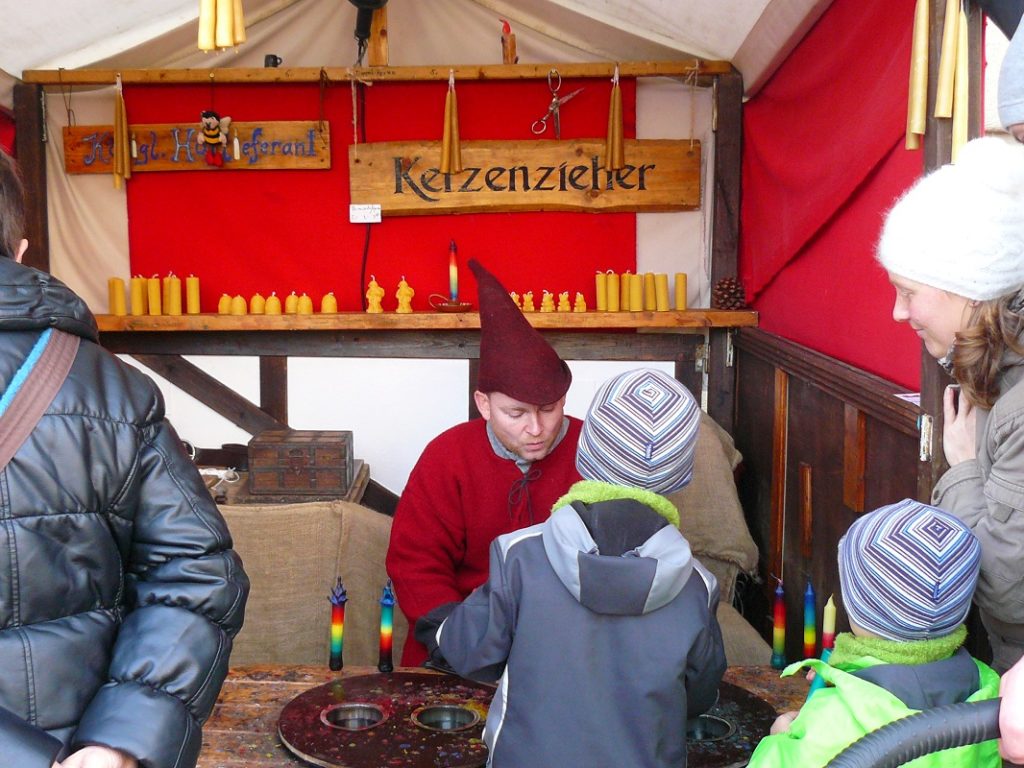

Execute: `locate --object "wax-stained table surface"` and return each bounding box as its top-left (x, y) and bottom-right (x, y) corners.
top-left (197, 665), bottom-right (809, 767)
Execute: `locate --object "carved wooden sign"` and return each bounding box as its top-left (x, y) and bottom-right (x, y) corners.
top-left (63, 122), bottom-right (330, 173)
top-left (348, 139), bottom-right (700, 215)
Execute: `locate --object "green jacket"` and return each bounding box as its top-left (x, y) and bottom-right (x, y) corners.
top-left (747, 654), bottom-right (1000, 768)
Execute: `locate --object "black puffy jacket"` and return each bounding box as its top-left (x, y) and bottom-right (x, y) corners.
top-left (0, 258), bottom-right (249, 768)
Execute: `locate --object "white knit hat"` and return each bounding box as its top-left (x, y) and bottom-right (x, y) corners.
top-left (877, 137), bottom-right (1024, 301)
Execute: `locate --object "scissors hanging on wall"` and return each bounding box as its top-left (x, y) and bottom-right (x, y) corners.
top-left (531, 69), bottom-right (583, 139)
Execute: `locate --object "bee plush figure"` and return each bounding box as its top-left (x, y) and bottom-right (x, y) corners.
top-left (198, 110), bottom-right (232, 167)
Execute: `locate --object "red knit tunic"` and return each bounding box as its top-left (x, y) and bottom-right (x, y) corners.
top-left (387, 416), bottom-right (583, 665)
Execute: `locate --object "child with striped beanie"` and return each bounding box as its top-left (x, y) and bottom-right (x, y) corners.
top-left (415, 368), bottom-right (726, 768)
top-left (748, 499), bottom-right (1000, 768)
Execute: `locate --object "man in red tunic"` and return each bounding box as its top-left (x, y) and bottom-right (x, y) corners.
top-left (387, 260), bottom-right (583, 665)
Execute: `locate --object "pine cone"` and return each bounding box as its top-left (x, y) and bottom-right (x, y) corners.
top-left (712, 277), bottom-right (747, 310)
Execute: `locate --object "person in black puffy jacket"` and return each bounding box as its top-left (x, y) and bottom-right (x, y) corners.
top-left (0, 150), bottom-right (249, 768)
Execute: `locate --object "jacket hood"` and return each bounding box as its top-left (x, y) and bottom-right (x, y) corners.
top-left (541, 501), bottom-right (694, 616)
top-left (0, 258), bottom-right (98, 341)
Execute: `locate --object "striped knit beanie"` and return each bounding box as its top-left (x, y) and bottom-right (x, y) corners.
top-left (576, 368), bottom-right (700, 494)
top-left (838, 499), bottom-right (980, 641)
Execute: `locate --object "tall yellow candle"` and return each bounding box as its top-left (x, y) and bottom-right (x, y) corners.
top-left (107, 277), bottom-right (127, 316)
top-left (321, 292), bottom-right (338, 313)
top-left (620, 271), bottom-right (631, 311)
top-left (130, 276), bottom-right (147, 316)
top-left (147, 276), bottom-right (162, 316)
top-left (165, 274), bottom-right (182, 316)
top-left (674, 273), bottom-right (688, 310)
top-left (606, 272), bottom-right (620, 312)
top-left (629, 273), bottom-right (643, 311)
top-left (161, 274), bottom-right (173, 312)
top-left (284, 291), bottom-right (299, 314)
top-left (185, 275), bottom-right (201, 314)
top-left (265, 292), bottom-right (282, 315)
top-left (595, 271), bottom-right (607, 311)
top-left (643, 272), bottom-right (657, 311)
top-left (655, 273), bottom-right (669, 311)
top-left (217, 293), bottom-right (232, 314)
top-left (297, 293), bottom-right (314, 315)
top-left (249, 292), bottom-right (266, 314)
top-left (230, 295), bottom-right (247, 315)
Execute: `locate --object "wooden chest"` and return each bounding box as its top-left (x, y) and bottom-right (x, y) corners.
top-left (248, 429), bottom-right (354, 497)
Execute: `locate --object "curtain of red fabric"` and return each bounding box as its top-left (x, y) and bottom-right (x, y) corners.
top-left (740, 0), bottom-right (925, 389)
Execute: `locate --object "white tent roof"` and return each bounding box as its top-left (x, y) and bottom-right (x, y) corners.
top-left (0, 0), bottom-right (830, 103)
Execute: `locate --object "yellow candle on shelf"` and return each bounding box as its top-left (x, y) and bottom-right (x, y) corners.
top-left (185, 275), bottom-right (201, 314)
top-left (643, 272), bottom-right (657, 311)
top-left (265, 292), bottom-right (282, 315)
top-left (655, 273), bottom-right (669, 311)
top-left (595, 271), bottom-right (607, 312)
top-left (107, 277), bottom-right (126, 316)
top-left (165, 274), bottom-right (182, 315)
top-left (573, 292), bottom-right (586, 312)
top-left (629, 273), bottom-right (643, 311)
top-left (297, 293), bottom-right (314, 315)
top-left (284, 291), bottom-right (299, 314)
top-left (620, 271), bottom-right (631, 311)
top-left (249, 293), bottom-right (266, 314)
top-left (230, 295), bottom-right (247, 315)
top-left (161, 274), bottom-right (173, 312)
top-left (217, 293), bottom-right (232, 314)
top-left (130, 276), bottom-right (147, 316)
top-left (674, 273), bottom-right (688, 310)
top-left (321, 292), bottom-right (338, 313)
top-left (606, 272), bottom-right (620, 312)
top-left (147, 276), bottom-right (162, 316)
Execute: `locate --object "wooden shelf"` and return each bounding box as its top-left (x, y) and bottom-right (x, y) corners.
top-left (22, 61), bottom-right (732, 87)
top-left (95, 309), bottom-right (757, 333)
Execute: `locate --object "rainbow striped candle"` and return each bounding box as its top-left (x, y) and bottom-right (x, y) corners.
top-left (378, 579), bottom-right (395, 673)
top-left (771, 580), bottom-right (786, 669)
top-left (329, 578), bottom-right (347, 671)
top-left (803, 581), bottom-right (817, 659)
top-left (448, 240), bottom-right (459, 302)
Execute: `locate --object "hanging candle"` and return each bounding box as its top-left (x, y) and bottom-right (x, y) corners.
top-left (771, 580), bottom-right (786, 669)
top-left (803, 581), bottom-right (817, 659)
top-left (378, 579), bottom-right (395, 673)
top-left (329, 578), bottom-right (347, 672)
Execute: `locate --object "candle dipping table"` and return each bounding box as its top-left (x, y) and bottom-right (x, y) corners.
top-left (197, 666), bottom-right (807, 767)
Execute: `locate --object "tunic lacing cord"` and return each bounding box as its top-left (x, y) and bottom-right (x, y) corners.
top-left (508, 468), bottom-right (542, 524)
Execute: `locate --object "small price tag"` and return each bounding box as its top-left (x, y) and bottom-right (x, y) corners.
top-left (349, 203), bottom-right (382, 223)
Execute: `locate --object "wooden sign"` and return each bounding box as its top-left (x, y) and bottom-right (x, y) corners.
top-left (348, 139), bottom-right (700, 215)
top-left (63, 121), bottom-right (330, 173)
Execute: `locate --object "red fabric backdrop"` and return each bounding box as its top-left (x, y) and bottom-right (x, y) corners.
top-left (124, 79), bottom-right (637, 312)
top-left (0, 110), bottom-right (14, 155)
top-left (740, 0), bottom-right (925, 389)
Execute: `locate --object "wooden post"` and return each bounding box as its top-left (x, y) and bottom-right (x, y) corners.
top-left (13, 83), bottom-right (49, 273)
top-left (707, 67), bottom-right (743, 433)
top-left (260, 357), bottom-right (289, 425)
top-left (368, 7), bottom-right (388, 67)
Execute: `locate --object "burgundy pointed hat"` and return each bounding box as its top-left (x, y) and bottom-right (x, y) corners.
top-left (470, 259), bottom-right (571, 404)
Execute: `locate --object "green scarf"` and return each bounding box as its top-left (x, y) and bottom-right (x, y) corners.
top-left (828, 624), bottom-right (967, 667)
top-left (551, 479), bottom-right (680, 528)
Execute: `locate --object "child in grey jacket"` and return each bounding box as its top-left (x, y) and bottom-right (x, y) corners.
top-left (416, 368), bottom-right (726, 768)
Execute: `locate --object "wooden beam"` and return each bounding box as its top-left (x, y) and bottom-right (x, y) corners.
top-left (259, 357), bottom-right (289, 425)
top-left (368, 6), bottom-right (389, 67)
top-left (12, 83), bottom-right (49, 273)
top-left (21, 60), bottom-right (732, 87)
top-left (769, 366), bottom-right (789, 582)
top-left (131, 353), bottom-right (285, 435)
top-left (842, 404), bottom-right (866, 513)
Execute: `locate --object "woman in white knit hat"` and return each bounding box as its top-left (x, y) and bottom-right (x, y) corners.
top-left (877, 136), bottom-right (1024, 675)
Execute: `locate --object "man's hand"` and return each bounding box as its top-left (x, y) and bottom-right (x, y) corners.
top-left (57, 746), bottom-right (138, 768)
top-left (942, 385), bottom-right (977, 466)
